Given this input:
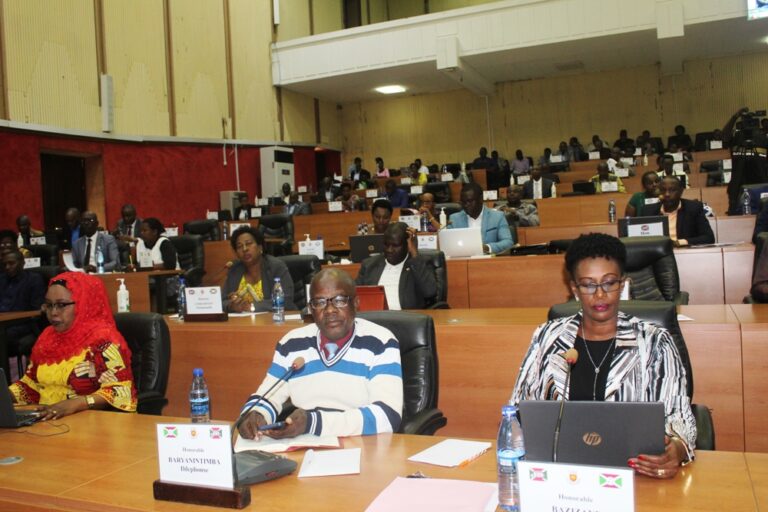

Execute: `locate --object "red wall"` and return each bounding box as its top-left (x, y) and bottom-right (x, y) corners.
top-left (0, 129), bottom-right (337, 231)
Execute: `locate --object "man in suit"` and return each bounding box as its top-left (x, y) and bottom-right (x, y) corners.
top-left (348, 157), bottom-right (372, 188)
top-left (355, 222), bottom-right (437, 310)
top-left (72, 211), bottom-right (120, 272)
top-left (284, 191), bottom-right (311, 216)
top-left (384, 179), bottom-right (409, 208)
top-left (314, 176), bottom-right (339, 203)
top-left (15, 215), bottom-right (45, 247)
top-left (60, 207), bottom-right (82, 250)
top-left (448, 182), bottom-right (514, 254)
top-left (523, 166), bottom-right (556, 200)
top-left (112, 204), bottom-right (142, 242)
top-left (646, 176), bottom-right (715, 246)
top-left (234, 195), bottom-right (257, 220)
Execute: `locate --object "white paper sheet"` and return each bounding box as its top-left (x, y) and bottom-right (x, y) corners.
top-left (297, 448), bottom-right (361, 478)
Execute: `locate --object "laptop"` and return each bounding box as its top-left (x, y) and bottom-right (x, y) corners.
top-left (572, 181), bottom-right (596, 195)
top-left (0, 369), bottom-right (42, 428)
top-left (438, 228), bottom-right (483, 258)
top-left (349, 234), bottom-right (384, 263)
top-left (618, 216), bottom-right (670, 238)
top-left (519, 401), bottom-right (665, 467)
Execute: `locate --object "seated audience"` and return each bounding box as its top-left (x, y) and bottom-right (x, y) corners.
top-left (413, 159), bottom-right (429, 186)
top-left (234, 195), bottom-right (257, 220)
top-left (568, 137), bottom-right (586, 162)
top-left (625, 171), bottom-right (661, 217)
top-left (614, 129), bottom-right (635, 154)
top-left (586, 134), bottom-right (608, 152)
top-left (449, 182), bottom-right (514, 254)
top-left (590, 162), bottom-right (627, 193)
top-left (523, 167), bottom-right (556, 199)
top-left (356, 222), bottom-right (437, 310)
top-left (417, 192), bottom-right (442, 232)
top-left (0, 250), bottom-right (45, 358)
top-left (348, 157), bottom-right (371, 188)
top-left (224, 226), bottom-right (295, 313)
top-left (667, 125), bottom-right (693, 152)
top-left (336, 183), bottom-right (366, 211)
top-left (9, 272), bottom-right (137, 419)
top-left (62, 207), bottom-right (82, 250)
top-left (370, 199), bottom-right (393, 234)
top-left (72, 212), bottom-right (120, 272)
top-left (237, 268), bottom-right (403, 439)
top-left (281, 183), bottom-right (292, 204)
top-left (472, 147), bottom-right (496, 172)
top-left (491, 150), bottom-right (510, 175)
top-left (0, 230), bottom-right (31, 258)
top-left (133, 218), bottom-right (179, 270)
top-left (113, 204), bottom-right (141, 243)
top-left (495, 185), bottom-right (540, 227)
top-left (554, 141), bottom-right (571, 162)
top-left (511, 233), bottom-right (695, 479)
top-left (315, 176), bottom-right (338, 203)
top-left (538, 147), bottom-right (552, 166)
top-left (510, 149), bottom-right (531, 176)
top-left (285, 191), bottom-right (310, 216)
top-left (384, 180), bottom-right (409, 208)
top-left (645, 176), bottom-right (715, 246)
top-left (374, 157), bottom-right (390, 178)
top-left (658, 153), bottom-right (689, 188)
top-left (16, 215), bottom-right (44, 246)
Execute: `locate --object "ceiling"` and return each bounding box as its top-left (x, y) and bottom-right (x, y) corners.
top-left (279, 15), bottom-right (768, 104)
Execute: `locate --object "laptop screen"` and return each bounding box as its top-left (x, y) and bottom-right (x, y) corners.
top-left (617, 216), bottom-right (669, 238)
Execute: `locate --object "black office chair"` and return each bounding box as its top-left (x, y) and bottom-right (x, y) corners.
top-left (694, 132), bottom-right (714, 152)
top-left (277, 255), bottom-right (321, 310)
top-left (745, 232), bottom-right (768, 303)
top-left (183, 219), bottom-right (220, 242)
top-left (435, 202), bottom-right (462, 219)
top-left (419, 250), bottom-right (449, 309)
top-left (548, 300), bottom-right (715, 450)
top-left (424, 182), bottom-right (451, 203)
top-left (168, 235), bottom-right (205, 287)
top-left (621, 236), bottom-right (688, 305)
top-left (27, 265), bottom-right (63, 284)
top-left (114, 313), bottom-right (171, 415)
top-left (256, 214), bottom-right (294, 256)
top-left (358, 311), bottom-right (447, 435)
top-left (24, 244), bottom-right (60, 266)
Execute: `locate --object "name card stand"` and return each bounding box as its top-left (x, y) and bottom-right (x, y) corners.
top-left (183, 286), bottom-right (228, 322)
top-left (153, 480), bottom-right (250, 509)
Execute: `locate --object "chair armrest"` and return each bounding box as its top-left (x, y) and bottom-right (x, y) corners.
top-left (427, 301), bottom-right (451, 310)
top-left (692, 403), bottom-right (715, 451)
top-left (399, 408), bottom-right (447, 436)
top-left (137, 391), bottom-right (168, 416)
top-left (674, 291), bottom-right (690, 306)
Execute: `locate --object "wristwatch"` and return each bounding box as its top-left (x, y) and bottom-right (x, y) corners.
top-left (85, 395), bottom-right (96, 409)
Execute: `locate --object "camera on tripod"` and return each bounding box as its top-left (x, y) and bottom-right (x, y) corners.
top-left (733, 109), bottom-right (767, 149)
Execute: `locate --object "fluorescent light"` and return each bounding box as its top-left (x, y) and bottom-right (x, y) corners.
top-left (375, 85), bottom-right (406, 94)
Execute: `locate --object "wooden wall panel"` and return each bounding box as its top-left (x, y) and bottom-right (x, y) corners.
top-left (229, 0), bottom-right (279, 141)
top-left (102, 0), bottom-right (169, 136)
top-left (368, 0), bottom-right (389, 23)
top-left (318, 98), bottom-right (342, 148)
top-left (312, 0), bottom-right (343, 35)
top-left (282, 88), bottom-right (316, 144)
top-left (3, 0), bottom-right (100, 130)
top-left (386, 0), bottom-right (425, 20)
top-left (168, 0), bottom-right (229, 138)
top-left (277, 0), bottom-right (311, 42)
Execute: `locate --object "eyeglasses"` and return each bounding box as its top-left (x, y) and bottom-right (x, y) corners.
top-left (575, 280), bottom-right (623, 295)
top-left (308, 295), bottom-right (351, 310)
top-left (41, 302), bottom-right (76, 313)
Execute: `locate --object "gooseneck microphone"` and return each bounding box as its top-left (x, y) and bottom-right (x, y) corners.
top-left (553, 348), bottom-right (579, 462)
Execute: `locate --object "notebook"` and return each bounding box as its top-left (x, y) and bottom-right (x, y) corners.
top-left (438, 228), bottom-right (483, 258)
top-left (519, 400), bottom-right (665, 467)
top-left (349, 234), bottom-right (384, 263)
top-left (0, 369), bottom-right (42, 428)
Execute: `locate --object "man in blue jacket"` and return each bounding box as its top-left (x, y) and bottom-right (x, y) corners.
top-left (448, 182), bottom-right (514, 254)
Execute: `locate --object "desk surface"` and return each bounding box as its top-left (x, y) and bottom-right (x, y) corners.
top-left (0, 411), bottom-right (760, 512)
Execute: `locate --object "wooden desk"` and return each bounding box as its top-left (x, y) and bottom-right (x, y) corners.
top-left (746, 452), bottom-right (768, 510)
top-left (0, 411), bottom-right (758, 511)
top-left (94, 270), bottom-right (178, 314)
top-left (164, 305), bottom-right (743, 451)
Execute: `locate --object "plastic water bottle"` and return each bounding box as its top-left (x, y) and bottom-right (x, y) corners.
top-left (272, 277), bottom-right (285, 324)
top-left (177, 277), bottom-right (187, 321)
top-left (497, 404), bottom-right (525, 511)
top-left (608, 199), bottom-right (617, 223)
top-left (96, 247), bottom-right (105, 274)
top-left (222, 221), bottom-right (229, 241)
top-left (439, 208), bottom-right (447, 229)
top-left (420, 211), bottom-right (429, 231)
top-left (189, 368), bottom-right (210, 423)
top-left (742, 188), bottom-right (752, 215)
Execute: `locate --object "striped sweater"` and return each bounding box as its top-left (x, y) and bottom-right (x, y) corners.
top-left (511, 311), bottom-right (697, 456)
top-left (241, 318), bottom-right (403, 436)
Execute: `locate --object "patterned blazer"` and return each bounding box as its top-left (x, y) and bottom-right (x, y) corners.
top-left (511, 311), bottom-right (697, 454)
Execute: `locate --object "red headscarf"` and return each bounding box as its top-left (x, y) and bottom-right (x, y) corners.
top-left (31, 272), bottom-right (132, 366)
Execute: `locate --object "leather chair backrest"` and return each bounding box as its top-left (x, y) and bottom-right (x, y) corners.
top-left (424, 182), bottom-right (451, 202)
top-left (621, 236), bottom-right (680, 302)
top-left (754, 232), bottom-right (768, 279)
top-left (547, 300), bottom-right (693, 399)
top-left (417, 250), bottom-right (447, 304)
top-left (168, 235), bottom-right (205, 286)
top-left (183, 219), bottom-right (220, 241)
top-left (357, 311), bottom-right (438, 427)
top-left (114, 312), bottom-right (171, 401)
top-left (277, 255), bottom-right (321, 309)
top-left (257, 214), bottom-right (293, 240)
top-left (25, 244), bottom-right (59, 266)
top-left (435, 202), bottom-right (462, 218)
top-left (28, 265), bottom-right (63, 284)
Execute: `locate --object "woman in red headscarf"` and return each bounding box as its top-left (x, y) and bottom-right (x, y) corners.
top-left (9, 272), bottom-right (137, 419)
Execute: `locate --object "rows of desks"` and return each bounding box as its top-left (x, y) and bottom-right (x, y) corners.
top-left (1, 411), bottom-right (765, 512)
top-left (163, 304), bottom-right (768, 453)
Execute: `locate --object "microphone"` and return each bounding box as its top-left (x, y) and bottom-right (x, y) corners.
top-left (552, 348), bottom-right (579, 463)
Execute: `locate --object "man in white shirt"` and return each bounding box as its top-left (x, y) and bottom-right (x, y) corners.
top-left (71, 211), bottom-right (120, 272)
top-left (522, 167), bottom-right (556, 200)
top-left (355, 223), bottom-right (437, 310)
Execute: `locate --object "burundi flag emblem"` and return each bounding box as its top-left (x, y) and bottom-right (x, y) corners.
top-left (599, 473), bottom-right (623, 489)
top-left (529, 467), bottom-right (548, 481)
top-left (210, 427), bottom-right (223, 439)
top-left (162, 426), bottom-right (178, 438)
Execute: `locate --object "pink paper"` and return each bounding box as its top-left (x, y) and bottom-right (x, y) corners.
top-left (365, 477), bottom-right (497, 512)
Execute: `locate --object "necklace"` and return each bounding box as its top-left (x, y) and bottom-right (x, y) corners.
top-left (580, 323), bottom-right (616, 401)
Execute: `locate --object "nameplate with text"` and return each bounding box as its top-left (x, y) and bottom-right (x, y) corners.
top-left (634, 147), bottom-right (642, 156)
top-left (588, 151), bottom-right (601, 160)
top-left (401, 177), bottom-right (412, 185)
top-left (206, 211), bottom-right (219, 220)
top-left (298, 185), bottom-right (307, 193)
top-left (30, 236), bottom-right (47, 245)
top-left (614, 168), bottom-right (629, 178)
top-left (516, 175), bottom-right (530, 185)
top-left (328, 201), bottom-right (343, 212)
top-left (518, 461), bottom-right (634, 512)
top-left (23, 257), bottom-right (41, 269)
top-left (410, 186), bottom-right (423, 194)
top-left (398, 215), bottom-right (421, 231)
top-left (299, 240), bottom-right (324, 258)
top-left (156, 424), bottom-right (234, 490)
top-left (710, 140), bottom-right (723, 149)
top-left (258, 198), bottom-right (270, 206)
top-left (185, 287), bottom-right (224, 315)
top-left (620, 158), bottom-right (634, 166)
top-left (417, 234), bottom-right (438, 250)
top-left (441, 173), bottom-right (454, 182)
top-left (483, 190), bottom-right (498, 201)
top-left (723, 159), bottom-right (733, 170)
top-left (229, 223), bottom-right (249, 236)
top-left (601, 181), bottom-right (619, 192)
top-left (550, 155), bottom-right (564, 163)
top-left (250, 208), bottom-right (262, 218)
top-left (165, 227), bottom-right (179, 237)
top-left (366, 189), bottom-right (378, 198)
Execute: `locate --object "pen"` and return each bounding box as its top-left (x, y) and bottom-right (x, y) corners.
top-left (258, 421), bottom-right (286, 431)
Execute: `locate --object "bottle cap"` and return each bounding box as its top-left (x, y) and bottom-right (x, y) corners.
top-left (502, 404), bottom-right (517, 415)
top-left (193, 368), bottom-right (203, 377)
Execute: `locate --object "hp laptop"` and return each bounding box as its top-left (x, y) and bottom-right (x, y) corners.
top-left (349, 234), bottom-right (384, 263)
top-left (438, 228), bottom-right (483, 258)
top-left (618, 216), bottom-right (670, 238)
top-left (519, 401), bottom-right (665, 467)
top-left (0, 369), bottom-right (42, 427)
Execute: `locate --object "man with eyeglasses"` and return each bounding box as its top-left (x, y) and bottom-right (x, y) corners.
top-left (71, 211), bottom-right (120, 272)
top-left (237, 268), bottom-right (403, 440)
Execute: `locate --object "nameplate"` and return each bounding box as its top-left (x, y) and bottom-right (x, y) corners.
top-left (185, 287), bottom-right (224, 315)
top-left (30, 236), bottom-right (46, 245)
top-left (299, 240), bottom-right (324, 258)
top-left (620, 157), bottom-right (634, 166)
top-left (401, 177), bottom-right (412, 185)
top-left (601, 181), bottom-right (619, 192)
top-left (628, 221), bottom-right (665, 237)
top-left (165, 227), bottom-right (179, 237)
top-left (328, 201), bottom-right (343, 212)
top-left (672, 163), bottom-right (684, 173)
top-left (250, 208), bottom-right (262, 218)
top-left (366, 189), bottom-right (378, 198)
top-left (588, 151), bottom-right (601, 160)
top-left (516, 175), bottom-right (530, 185)
top-left (634, 147), bottom-right (642, 156)
top-left (672, 152), bottom-right (683, 162)
top-left (258, 198), bottom-right (269, 206)
top-left (298, 185), bottom-right (307, 193)
top-left (138, 249), bottom-right (153, 268)
top-left (156, 424), bottom-right (234, 490)
top-left (483, 190), bottom-right (498, 201)
top-left (723, 171), bottom-right (732, 184)
top-left (441, 173), bottom-right (453, 182)
top-left (333, 174), bottom-right (342, 182)
top-left (206, 211), bottom-right (219, 220)
top-left (229, 222), bottom-right (249, 236)
top-left (550, 155), bottom-right (563, 163)
top-left (398, 215), bottom-right (421, 231)
top-left (518, 461), bottom-right (634, 512)
top-left (417, 234), bottom-right (438, 250)
top-left (644, 197), bottom-right (660, 205)
top-left (722, 159), bottom-right (733, 170)
top-left (410, 185), bottom-right (423, 194)
top-left (614, 168), bottom-right (629, 178)
top-left (23, 257), bottom-right (41, 269)
top-left (710, 140), bottom-right (723, 149)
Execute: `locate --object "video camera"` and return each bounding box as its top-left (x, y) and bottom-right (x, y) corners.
top-left (733, 109), bottom-right (767, 149)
